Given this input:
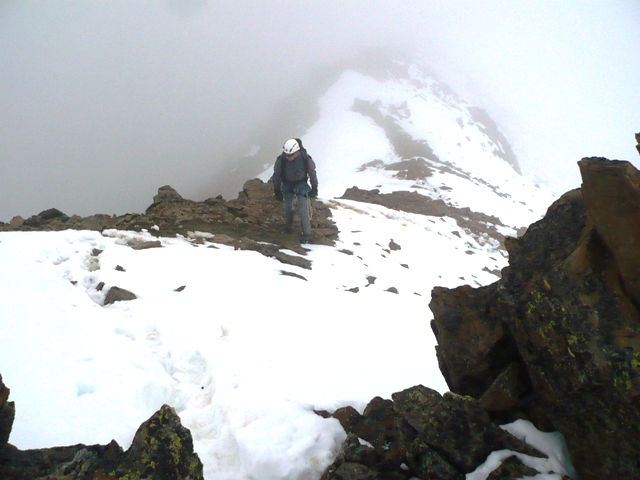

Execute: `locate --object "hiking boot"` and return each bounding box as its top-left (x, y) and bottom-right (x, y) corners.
top-left (300, 233), bottom-right (313, 244)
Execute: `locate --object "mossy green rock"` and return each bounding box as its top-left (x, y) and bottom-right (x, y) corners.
top-left (102, 404), bottom-right (204, 480)
top-left (0, 393), bottom-right (203, 480)
top-left (391, 386), bottom-right (542, 474)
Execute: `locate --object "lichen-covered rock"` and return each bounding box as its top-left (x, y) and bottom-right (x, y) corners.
top-left (429, 158), bottom-right (640, 480)
top-left (323, 385), bottom-right (543, 479)
top-left (98, 404), bottom-right (204, 480)
top-left (0, 379), bottom-right (204, 480)
top-left (391, 386), bottom-right (543, 474)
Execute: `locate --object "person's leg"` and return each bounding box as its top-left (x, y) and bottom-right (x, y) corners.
top-left (297, 193), bottom-right (312, 236)
top-left (284, 192), bottom-right (295, 231)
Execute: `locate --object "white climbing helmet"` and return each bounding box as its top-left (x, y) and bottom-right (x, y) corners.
top-left (283, 139), bottom-right (300, 155)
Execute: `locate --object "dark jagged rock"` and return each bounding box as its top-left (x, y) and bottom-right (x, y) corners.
top-left (101, 405), bottom-right (204, 480)
top-left (429, 157), bottom-right (640, 480)
top-left (322, 385), bottom-right (544, 479)
top-left (38, 208), bottom-right (67, 221)
top-left (635, 132), bottom-right (640, 155)
top-left (0, 180), bottom-right (339, 268)
top-left (0, 375), bottom-right (13, 447)
top-left (486, 455), bottom-right (539, 479)
top-left (0, 377), bottom-right (203, 479)
top-left (391, 386), bottom-right (543, 473)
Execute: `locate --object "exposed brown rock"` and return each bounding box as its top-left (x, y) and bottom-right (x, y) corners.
top-left (578, 157), bottom-right (640, 305)
top-left (152, 185), bottom-right (183, 204)
top-left (130, 240), bottom-right (163, 250)
top-left (8, 217), bottom-right (24, 228)
top-left (339, 187), bottom-right (506, 246)
top-left (104, 286), bottom-right (137, 305)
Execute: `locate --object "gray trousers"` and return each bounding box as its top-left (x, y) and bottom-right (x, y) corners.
top-left (284, 192), bottom-right (311, 235)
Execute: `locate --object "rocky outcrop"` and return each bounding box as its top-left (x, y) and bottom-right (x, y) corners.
top-left (0, 179), bottom-right (339, 266)
top-left (430, 157), bottom-right (640, 480)
top-left (321, 385), bottom-right (547, 480)
top-left (0, 375), bottom-right (203, 479)
top-left (340, 186), bottom-right (507, 245)
top-left (635, 132), bottom-right (640, 156)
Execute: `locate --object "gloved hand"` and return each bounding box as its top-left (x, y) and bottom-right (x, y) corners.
top-left (274, 189), bottom-right (283, 201)
top-left (309, 187), bottom-right (318, 198)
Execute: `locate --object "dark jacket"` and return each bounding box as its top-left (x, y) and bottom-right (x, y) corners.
top-left (273, 148), bottom-right (318, 194)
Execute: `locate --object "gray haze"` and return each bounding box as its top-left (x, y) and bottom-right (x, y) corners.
top-left (1, 1), bottom-right (639, 222)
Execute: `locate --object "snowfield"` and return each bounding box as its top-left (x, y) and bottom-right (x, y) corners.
top-left (0, 61), bottom-right (575, 479)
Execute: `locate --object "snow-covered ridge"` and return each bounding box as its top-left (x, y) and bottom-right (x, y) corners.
top-left (0, 58), bottom-right (563, 480)
top-left (262, 59), bottom-right (554, 230)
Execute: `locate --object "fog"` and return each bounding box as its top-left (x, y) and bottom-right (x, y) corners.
top-left (1, 0), bottom-right (639, 222)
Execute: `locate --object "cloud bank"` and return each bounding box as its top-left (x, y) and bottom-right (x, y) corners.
top-left (1, 0), bottom-right (639, 221)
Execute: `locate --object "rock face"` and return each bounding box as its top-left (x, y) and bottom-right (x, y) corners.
top-left (0, 375), bottom-right (204, 479)
top-left (430, 157), bottom-right (640, 480)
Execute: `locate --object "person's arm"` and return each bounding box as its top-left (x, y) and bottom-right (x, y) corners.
top-left (307, 156), bottom-right (318, 197)
top-left (273, 156), bottom-right (284, 200)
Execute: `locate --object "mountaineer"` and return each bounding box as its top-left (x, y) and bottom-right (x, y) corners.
top-left (273, 138), bottom-right (318, 243)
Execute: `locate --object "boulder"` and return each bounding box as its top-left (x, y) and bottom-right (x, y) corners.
top-left (38, 208), bottom-right (66, 221)
top-left (104, 286), bottom-right (137, 305)
top-left (323, 385), bottom-right (544, 479)
top-left (8, 217), bottom-right (24, 228)
top-left (153, 185), bottom-right (184, 204)
top-left (429, 157), bottom-right (640, 480)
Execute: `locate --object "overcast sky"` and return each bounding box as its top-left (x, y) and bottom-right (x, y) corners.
top-left (1, 0), bottom-right (639, 222)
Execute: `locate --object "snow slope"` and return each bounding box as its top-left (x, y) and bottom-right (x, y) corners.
top-left (0, 61), bottom-right (571, 479)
